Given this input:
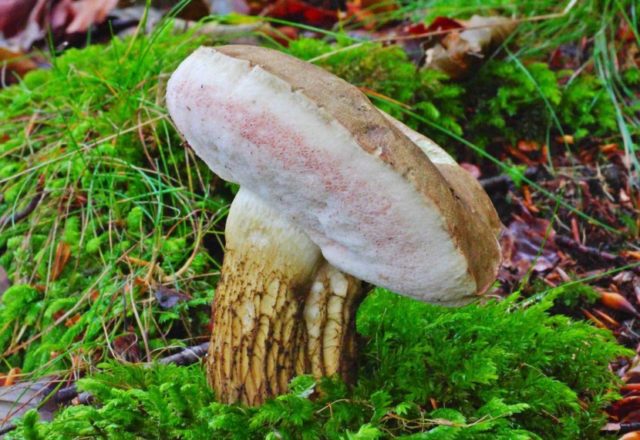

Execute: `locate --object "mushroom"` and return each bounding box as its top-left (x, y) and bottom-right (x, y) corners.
top-left (166, 45), bottom-right (502, 405)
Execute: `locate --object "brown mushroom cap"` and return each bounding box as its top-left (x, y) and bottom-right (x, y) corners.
top-left (381, 112), bottom-right (503, 239)
top-left (166, 45), bottom-right (501, 304)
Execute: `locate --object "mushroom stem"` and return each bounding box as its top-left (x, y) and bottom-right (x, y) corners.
top-left (207, 188), bottom-right (364, 405)
top-left (299, 262), bottom-right (364, 382)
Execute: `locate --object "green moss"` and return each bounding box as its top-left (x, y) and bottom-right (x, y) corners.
top-left (125, 206), bottom-right (145, 235)
top-left (9, 291), bottom-right (628, 439)
top-left (286, 38), bottom-right (465, 147)
top-left (558, 73), bottom-right (618, 139)
top-left (0, 285), bottom-right (41, 324)
top-left (286, 39), bottom-right (621, 152)
top-left (464, 61), bottom-right (561, 146)
top-left (0, 27), bottom-right (229, 373)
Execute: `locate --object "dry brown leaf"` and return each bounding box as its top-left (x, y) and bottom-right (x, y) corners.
top-left (51, 242), bottom-right (71, 281)
top-left (154, 285), bottom-right (191, 309)
top-left (66, 0), bottom-right (118, 34)
top-left (498, 211), bottom-right (559, 287)
top-left (0, 0), bottom-right (117, 51)
top-left (0, 47), bottom-right (38, 85)
top-left (64, 313), bottom-right (81, 328)
top-left (424, 15), bottom-right (517, 79)
top-left (113, 333), bottom-right (141, 362)
top-left (0, 377), bottom-right (56, 426)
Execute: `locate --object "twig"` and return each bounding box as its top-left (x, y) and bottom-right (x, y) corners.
top-left (48, 342), bottom-right (211, 407)
top-left (554, 235), bottom-right (640, 274)
top-left (0, 423), bottom-right (16, 436)
top-left (158, 342), bottom-right (209, 366)
top-left (172, 19), bottom-right (267, 38)
top-left (0, 176), bottom-right (46, 229)
top-left (479, 167), bottom-right (540, 192)
top-left (54, 384), bottom-right (78, 403)
top-left (602, 422), bottom-right (640, 434)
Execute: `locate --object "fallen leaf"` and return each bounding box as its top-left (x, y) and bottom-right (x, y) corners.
top-left (0, 0), bottom-right (118, 51)
top-left (622, 251), bottom-right (640, 260)
top-left (51, 242), bottom-right (71, 281)
top-left (66, 0), bottom-right (118, 34)
top-left (0, 0), bottom-right (64, 51)
top-left (499, 211), bottom-right (559, 287)
top-left (556, 134), bottom-right (574, 145)
top-left (517, 140), bottom-right (541, 153)
top-left (64, 313), bottom-right (81, 327)
top-left (601, 143), bottom-right (620, 154)
top-left (0, 377), bottom-right (57, 427)
top-left (459, 162), bottom-right (481, 178)
top-left (622, 384), bottom-right (640, 394)
top-left (609, 396), bottom-right (640, 419)
top-left (521, 185), bottom-right (539, 213)
top-left (0, 48), bottom-right (39, 85)
top-left (260, 0), bottom-right (339, 28)
top-left (154, 285), bottom-right (191, 309)
top-left (0, 368), bottom-right (21, 387)
top-left (346, 0), bottom-right (399, 30)
top-left (0, 0), bottom-right (38, 40)
top-left (423, 15), bottom-right (517, 79)
top-left (113, 333), bottom-right (141, 362)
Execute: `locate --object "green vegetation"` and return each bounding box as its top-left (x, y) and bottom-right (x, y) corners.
top-left (288, 39), bottom-right (625, 150)
top-left (0, 0), bottom-right (637, 436)
top-left (8, 290), bottom-right (628, 439)
top-left (288, 39), bottom-right (466, 145)
top-left (0, 27), bottom-right (225, 375)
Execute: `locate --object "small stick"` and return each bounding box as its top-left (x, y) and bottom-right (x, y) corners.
top-left (51, 342), bottom-right (210, 405)
top-left (54, 384), bottom-right (78, 403)
top-left (602, 422), bottom-right (640, 434)
top-left (479, 167), bottom-right (539, 192)
top-left (555, 236), bottom-right (640, 275)
top-left (0, 423), bottom-right (16, 436)
top-left (0, 176), bottom-right (46, 229)
top-left (158, 342), bottom-right (209, 366)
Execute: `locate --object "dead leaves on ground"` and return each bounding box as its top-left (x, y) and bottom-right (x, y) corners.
top-left (492, 143), bottom-right (639, 437)
top-left (422, 15), bottom-right (517, 79)
top-left (0, 0), bottom-right (118, 51)
top-left (50, 242), bottom-right (71, 281)
top-left (0, 376), bottom-right (57, 429)
top-left (0, 48), bottom-right (39, 85)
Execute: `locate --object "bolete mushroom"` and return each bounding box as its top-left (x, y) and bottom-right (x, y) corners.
top-left (166, 45), bottom-right (502, 405)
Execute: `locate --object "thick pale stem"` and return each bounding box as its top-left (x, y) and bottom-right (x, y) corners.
top-left (207, 188), bottom-right (321, 404)
top-left (207, 189), bottom-right (364, 405)
top-left (299, 262), bottom-right (363, 381)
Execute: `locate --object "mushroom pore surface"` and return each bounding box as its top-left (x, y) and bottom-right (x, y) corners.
top-left (166, 45), bottom-right (501, 304)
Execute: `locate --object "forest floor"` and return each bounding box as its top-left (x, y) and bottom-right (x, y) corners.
top-left (0, 0), bottom-right (639, 438)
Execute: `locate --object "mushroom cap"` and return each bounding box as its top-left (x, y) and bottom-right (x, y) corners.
top-left (380, 112), bottom-right (503, 239)
top-left (166, 45), bottom-right (501, 305)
